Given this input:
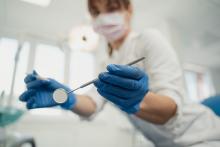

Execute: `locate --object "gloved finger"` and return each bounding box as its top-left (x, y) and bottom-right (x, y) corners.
top-left (26, 98), bottom-right (35, 109)
top-left (19, 90), bottom-right (36, 102)
top-left (24, 74), bottom-right (37, 84)
top-left (97, 89), bottom-right (127, 107)
top-left (30, 103), bottom-right (38, 109)
top-left (94, 79), bottom-right (141, 99)
top-left (97, 89), bottom-right (139, 108)
top-left (107, 64), bottom-right (145, 80)
top-left (99, 72), bottom-right (141, 90)
top-left (45, 78), bottom-right (64, 91)
top-left (24, 70), bottom-right (38, 83)
top-left (27, 79), bottom-right (50, 89)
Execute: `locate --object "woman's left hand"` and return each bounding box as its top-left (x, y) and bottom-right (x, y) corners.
top-left (94, 64), bottom-right (149, 114)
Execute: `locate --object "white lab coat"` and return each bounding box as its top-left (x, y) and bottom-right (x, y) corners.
top-left (86, 29), bottom-right (220, 147)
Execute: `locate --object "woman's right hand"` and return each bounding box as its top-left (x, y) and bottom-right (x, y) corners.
top-left (19, 71), bottom-right (77, 110)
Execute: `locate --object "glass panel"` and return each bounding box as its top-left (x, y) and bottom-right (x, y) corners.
top-left (69, 51), bottom-right (95, 94)
top-left (184, 70), bottom-right (215, 101)
top-left (184, 71), bottom-right (198, 102)
top-left (30, 44), bottom-right (65, 115)
top-left (0, 38), bottom-right (18, 96)
top-left (14, 42), bottom-right (30, 96)
top-left (34, 44), bottom-right (64, 82)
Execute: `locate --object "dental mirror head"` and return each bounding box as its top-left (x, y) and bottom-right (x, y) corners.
top-left (53, 88), bottom-right (68, 104)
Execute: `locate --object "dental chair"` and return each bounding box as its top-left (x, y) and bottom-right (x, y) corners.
top-left (202, 95), bottom-right (220, 117)
top-left (7, 133), bottom-right (36, 147)
top-left (0, 130), bottom-right (36, 147)
top-left (0, 107), bottom-right (36, 147)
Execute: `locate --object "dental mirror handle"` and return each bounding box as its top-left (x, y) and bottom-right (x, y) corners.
top-left (67, 57), bottom-right (145, 94)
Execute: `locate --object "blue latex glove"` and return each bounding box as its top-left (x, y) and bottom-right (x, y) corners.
top-left (94, 64), bottom-right (149, 114)
top-left (202, 95), bottom-right (220, 116)
top-left (19, 71), bottom-right (76, 110)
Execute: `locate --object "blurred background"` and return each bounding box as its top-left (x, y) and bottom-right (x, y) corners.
top-left (0, 0), bottom-right (220, 147)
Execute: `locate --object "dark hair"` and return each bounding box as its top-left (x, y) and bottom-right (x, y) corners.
top-left (88, 0), bottom-right (131, 16)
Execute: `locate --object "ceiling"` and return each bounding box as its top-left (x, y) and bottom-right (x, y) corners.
top-left (0, 0), bottom-right (220, 68)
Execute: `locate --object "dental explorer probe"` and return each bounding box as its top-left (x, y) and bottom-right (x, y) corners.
top-left (53, 57), bottom-right (145, 104)
top-left (69, 57), bottom-right (145, 94)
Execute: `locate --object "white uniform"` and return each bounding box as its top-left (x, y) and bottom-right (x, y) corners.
top-left (86, 29), bottom-right (220, 147)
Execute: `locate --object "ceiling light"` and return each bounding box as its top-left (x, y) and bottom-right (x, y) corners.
top-left (20, 0), bottom-right (52, 7)
top-left (68, 25), bottom-right (99, 52)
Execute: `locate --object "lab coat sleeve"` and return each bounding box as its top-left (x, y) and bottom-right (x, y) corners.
top-left (141, 29), bottom-right (186, 128)
top-left (77, 87), bottom-right (105, 120)
top-left (86, 86), bottom-right (106, 114)
top-left (80, 78), bottom-right (106, 120)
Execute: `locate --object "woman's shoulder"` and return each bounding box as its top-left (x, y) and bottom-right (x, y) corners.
top-left (134, 29), bottom-right (178, 61)
top-left (136, 28), bottom-right (173, 51)
top-left (136, 28), bottom-right (166, 42)
top-left (131, 29), bottom-right (167, 54)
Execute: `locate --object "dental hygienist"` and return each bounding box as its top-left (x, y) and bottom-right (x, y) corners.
top-left (19, 0), bottom-right (220, 146)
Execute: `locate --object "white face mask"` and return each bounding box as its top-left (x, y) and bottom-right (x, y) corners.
top-left (92, 12), bottom-right (128, 42)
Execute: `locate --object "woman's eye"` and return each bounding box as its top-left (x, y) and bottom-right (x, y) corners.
top-left (91, 10), bottom-right (100, 17)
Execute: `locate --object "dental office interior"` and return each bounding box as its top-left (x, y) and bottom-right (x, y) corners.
top-left (0, 0), bottom-right (220, 147)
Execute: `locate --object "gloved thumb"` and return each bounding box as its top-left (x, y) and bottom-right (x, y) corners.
top-left (24, 70), bottom-right (39, 84)
top-left (32, 70), bottom-right (38, 76)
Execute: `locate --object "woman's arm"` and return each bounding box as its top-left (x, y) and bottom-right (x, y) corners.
top-left (135, 92), bottom-right (177, 124)
top-left (134, 30), bottom-right (184, 125)
top-left (72, 91), bottom-right (177, 123)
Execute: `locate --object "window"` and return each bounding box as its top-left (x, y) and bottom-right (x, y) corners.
top-left (20, 0), bottom-right (52, 7)
top-left (0, 38), bottom-right (18, 96)
top-left (0, 37), bottom-right (96, 115)
top-left (69, 51), bottom-right (95, 94)
top-left (34, 44), bottom-right (64, 82)
top-left (184, 68), bottom-right (215, 102)
top-left (0, 38), bottom-right (30, 107)
top-left (29, 43), bottom-right (65, 115)
top-left (14, 42), bottom-right (30, 96)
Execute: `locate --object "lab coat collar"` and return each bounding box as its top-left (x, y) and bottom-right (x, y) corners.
top-left (111, 31), bottom-right (138, 58)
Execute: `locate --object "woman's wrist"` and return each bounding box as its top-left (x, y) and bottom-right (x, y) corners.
top-left (60, 93), bottom-right (77, 110)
